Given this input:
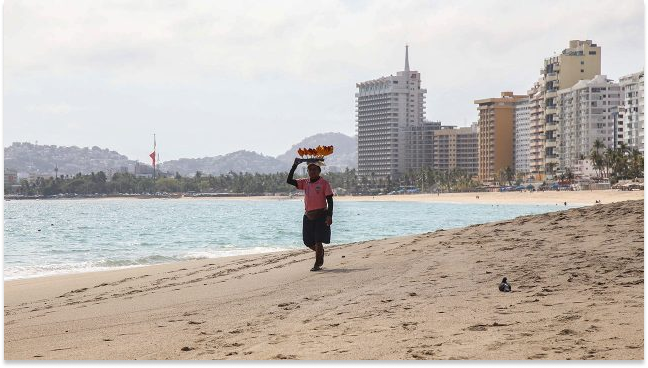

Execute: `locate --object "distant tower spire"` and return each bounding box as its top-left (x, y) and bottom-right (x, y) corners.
top-left (404, 44), bottom-right (410, 73)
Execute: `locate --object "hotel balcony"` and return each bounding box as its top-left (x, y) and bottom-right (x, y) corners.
top-left (545, 155), bottom-right (559, 163)
top-left (546, 72), bottom-right (558, 82)
top-left (545, 90), bottom-right (557, 99)
top-left (545, 138), bottom-right (557, 148)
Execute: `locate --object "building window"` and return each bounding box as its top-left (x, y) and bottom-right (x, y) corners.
top-left (589, 51), bottom-right (597, 55)
top-left (581, 69), bottom-right (584, 73)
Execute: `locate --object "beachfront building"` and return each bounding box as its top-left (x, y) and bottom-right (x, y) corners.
top-left (528, 82), bottom-right (545, 181)
top-left (474, 92), bottom-right (527, 183)
top-left (556, 75), bottom-right (622, 171)
top-left (356, 46), bottom-right (427, 179)
top-left (514, 97), bottom-right (531, 175)
top-left (529, 40), bottom-right (602, 180)
top-left (403, 120), bottom-right (442, 174)
top-left (573, 159), bottom-right (599, 178)
top-left (432, 124), bottom-right (478, 176)
top-left (619, 70), bottom-right (644, 153)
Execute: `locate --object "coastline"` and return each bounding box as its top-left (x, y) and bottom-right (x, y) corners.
top-left (4, 199), bottom-right (643, 360)
top-left (5, 189), bottom-right (644, 206)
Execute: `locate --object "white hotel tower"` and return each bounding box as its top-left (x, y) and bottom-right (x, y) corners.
top-left (356, 46), bottom-right (427, 178)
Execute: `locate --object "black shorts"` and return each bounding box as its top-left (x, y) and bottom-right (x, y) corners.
top-left (302, 214), bottom-right (331, 247)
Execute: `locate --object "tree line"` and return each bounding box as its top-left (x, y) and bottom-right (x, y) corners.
top-left (7, 169), bottom-right (363, 196)
top-left (589, 140), bottom-right (643, 183)
top-left (8, 167), bottom-right (484, 197)
top-left (7, 140), bottom-right (643, 197)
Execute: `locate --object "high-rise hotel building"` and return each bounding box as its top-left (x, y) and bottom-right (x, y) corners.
top-left (514, 97), bottom-right (531, 175)
top-left (557, 75), bottom-right (622, 170)
top-left (475, 92), bottom-right (527, 183)
top-left (433, 124), bottom-right (479, 176)
top-left (356, 46), bottom-right (427, 178)
top-left (530, 40), bottom-right (601, 180)
top-left (619, 70), bottom-right (644, 152)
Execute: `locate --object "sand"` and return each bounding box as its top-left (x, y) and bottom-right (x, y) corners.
top-left (84, 189), bottom-right (644, 206)
top-left (180, 189), bottom-right (643, 206)
top-left (334, 189), bottom-right (644, 206)
top-left (4, 199), bottom-right (644, 360)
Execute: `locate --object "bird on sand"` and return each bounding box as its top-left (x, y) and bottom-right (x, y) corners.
top-left (499, 277), bottom-right (511, 292)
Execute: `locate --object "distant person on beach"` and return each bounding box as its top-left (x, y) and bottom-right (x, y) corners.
top-left (287, 159), bottom-right (334, 272)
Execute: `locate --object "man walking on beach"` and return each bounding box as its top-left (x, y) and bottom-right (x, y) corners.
top-left (287, 159), bottom-right (334, 271)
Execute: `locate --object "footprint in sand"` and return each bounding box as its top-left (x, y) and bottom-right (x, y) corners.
top-left (277, 302), bottom-right (300, 310)
top-left (274, 354), bottom-right (297, 359)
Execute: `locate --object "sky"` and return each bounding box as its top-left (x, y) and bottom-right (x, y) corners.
top-left (4, 0), bottom-right (645, 162)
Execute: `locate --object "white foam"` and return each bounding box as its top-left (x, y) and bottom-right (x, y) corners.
top-left (4, 247), bottom-right (295, 280)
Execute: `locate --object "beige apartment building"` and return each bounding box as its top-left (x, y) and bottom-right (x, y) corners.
top-left (529, 40), bottom-right (602, 180)
top-left (474, 92), bottom-right (526, 183)
top-left (432, 124), bottom-right (478, 176)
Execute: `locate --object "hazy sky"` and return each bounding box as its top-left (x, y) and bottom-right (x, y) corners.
top-left (4, 0), bottom-right (645, 162)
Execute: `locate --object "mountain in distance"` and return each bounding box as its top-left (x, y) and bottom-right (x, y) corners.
top-left (5, 132), bottom-right (357, 177)
top-left (161, 132), bottom-right (356, 176)
top-left (4, 142), bottom-right (137, 176)
top-left (159, 150), bottom-right (285, 176)
top-left (276, 132), bottom-right (357, 169)
top-left (4, 133), bottom-right (357, 176)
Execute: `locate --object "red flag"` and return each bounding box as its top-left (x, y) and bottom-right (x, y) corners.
top-left (149, 151), bottom-right (156, 167)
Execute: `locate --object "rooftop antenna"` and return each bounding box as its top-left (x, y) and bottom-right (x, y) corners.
top-left (404, 44), bottom-right (410, 73)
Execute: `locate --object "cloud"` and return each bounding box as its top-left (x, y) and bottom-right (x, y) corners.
top-left (26, 103), bottom-right (84, 115)
top-left (4, 0), bottom-right (645, 159)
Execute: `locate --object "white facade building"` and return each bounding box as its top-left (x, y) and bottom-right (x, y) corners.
top-left (557, 75), bottom-right (621, 171)
top-left (356, 46), bottom-right (427, 178)
top-left (513, 97), bottom-right (531, 174)
top-left (619, 70), bottom-right (644, 152)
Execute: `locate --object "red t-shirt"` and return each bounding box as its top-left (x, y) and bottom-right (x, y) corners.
top-left (296, 177), bottom-right (333, 212)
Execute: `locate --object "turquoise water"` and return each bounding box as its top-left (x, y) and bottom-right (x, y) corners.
top-left (4, 199), bottom-right (573, 280)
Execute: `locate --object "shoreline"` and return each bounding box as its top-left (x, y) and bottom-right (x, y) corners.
top-left (4, 189), bottom-right (644, 206)
top-left (4, 199), bottom-right (643, 359)
top-left (4, 191), bottom-right (642, 281)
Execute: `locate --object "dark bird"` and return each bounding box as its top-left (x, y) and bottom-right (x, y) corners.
top-left (499, 277), bottom-right (511, 292)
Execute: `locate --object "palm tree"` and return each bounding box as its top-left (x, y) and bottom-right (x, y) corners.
top-left (603, 148), bottom-right (616, 180)
top-left (504, 166), bottom-right (514, 186)
top-left (590, 140), bottom-right (605, 178)
top-left (565, 168), bottom-right (575, 184)
top-left (629, 148), bottom-right (644, 179)
top-left (545, 162), bottom-right (557, 179)
top-left (593, 139), bottom-right (605, 154)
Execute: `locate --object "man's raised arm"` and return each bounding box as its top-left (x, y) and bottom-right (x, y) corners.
top-left (286, 158), bottom-right (300, 187)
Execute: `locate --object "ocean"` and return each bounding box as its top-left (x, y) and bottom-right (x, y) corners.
top-left (4, 198), bottom-right (574, 280)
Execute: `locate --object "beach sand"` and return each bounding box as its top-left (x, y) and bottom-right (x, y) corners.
top-left (4, 199), bottom-right (644, 360)
top-left (178, 189), bottom-right (643, 206)
top-left (334, 189), bottom-right (644, 206)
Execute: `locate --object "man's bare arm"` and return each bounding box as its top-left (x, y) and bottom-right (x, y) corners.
top-left (286, 158), bottom-right (300, 187)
